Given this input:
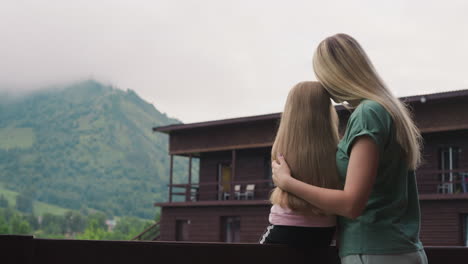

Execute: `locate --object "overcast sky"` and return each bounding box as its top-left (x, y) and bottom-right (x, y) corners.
top-left (1, 0), bottom-right (467, 123)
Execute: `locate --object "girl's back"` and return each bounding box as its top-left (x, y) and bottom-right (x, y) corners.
top-left (260, 81), bottom-right (341, 248)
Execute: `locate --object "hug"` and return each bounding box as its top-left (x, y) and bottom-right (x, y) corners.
top-left (260, 34), bottom-right (427, 264)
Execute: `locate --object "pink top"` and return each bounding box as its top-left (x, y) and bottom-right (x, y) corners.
top-left (269, 204), bottom-right (336, 227)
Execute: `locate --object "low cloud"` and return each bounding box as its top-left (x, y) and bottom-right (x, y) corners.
top-left (1, 0), bottom-right (467, 122)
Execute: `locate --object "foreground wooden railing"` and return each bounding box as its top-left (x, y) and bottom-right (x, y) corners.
top-left (2, 235), bottom-right (467, 264)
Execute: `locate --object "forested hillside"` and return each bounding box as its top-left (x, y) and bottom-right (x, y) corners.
top-left (0, 80), bottom-right (193, 219)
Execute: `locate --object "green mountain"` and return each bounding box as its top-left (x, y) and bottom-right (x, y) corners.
top-left (0, 80), bottom-right (191, 219)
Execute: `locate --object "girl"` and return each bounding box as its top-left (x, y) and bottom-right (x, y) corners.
top-left (272, 34), bottom-right (427, 264)
top-left (259, 81), bottom-right (341, 248)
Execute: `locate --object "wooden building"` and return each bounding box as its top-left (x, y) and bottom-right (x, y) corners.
top-left (152, 89), bottom-right (468, 246)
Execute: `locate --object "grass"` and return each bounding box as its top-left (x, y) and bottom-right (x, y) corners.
top-left (0, 183), bottom-right (70, 216)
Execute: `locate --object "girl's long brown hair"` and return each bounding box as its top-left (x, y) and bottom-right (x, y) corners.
top-left (270, 81), bottom-right (341, 215)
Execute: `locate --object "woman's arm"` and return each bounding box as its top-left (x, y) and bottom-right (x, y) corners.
top-left (272, 136), bottom-right (379, 219)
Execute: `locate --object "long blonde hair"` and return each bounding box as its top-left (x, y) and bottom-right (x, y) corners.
top-left (270, 81), bottom-right (341, 215)
top-left (312, 33), bottom-right (422, 170)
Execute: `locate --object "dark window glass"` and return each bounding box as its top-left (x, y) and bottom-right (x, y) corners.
top-left (221, 216), bottom-right (240, 243)
top-left (175, 219), bottom-right (190, 241)
top-left (464, 215), bottom-right (468, 247)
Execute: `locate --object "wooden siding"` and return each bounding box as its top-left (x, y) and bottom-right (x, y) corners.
top-left (417, 130), bottom-right (468, 194)
top-left (157, 93), bottom-right (468, 246)
top-left (167, 97), bottom-right (468, 155)
top-left (159, 200), bottom-right (468, 245)
top-left (413, 97), bottom-right (468, 133)
top-left (198, 151), bottom-right (231, 201)
top-left (420, 200), bottom-right (468, 246)
top-left (196, 148), bottom-right (272, 201)
top-left (159, 205), bottom-right (270, 242)
top-left (169, 120), bottom-right (278, 155)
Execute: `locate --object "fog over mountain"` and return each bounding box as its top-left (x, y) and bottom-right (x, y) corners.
top-left (0, 80), bottom-right (193, 219)
top-left (1, 1), bottom-right (467, 123)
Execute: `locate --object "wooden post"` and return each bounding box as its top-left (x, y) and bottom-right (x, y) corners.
top-left (231, 150), bottom-right (236, 198)
top-left (169, 154), bottom-right (173, 202)
top-left (187, 154), bottom-right (192, 201)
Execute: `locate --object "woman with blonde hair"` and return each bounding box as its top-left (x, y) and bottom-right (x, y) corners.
top-left (272, 34), bottom-right (427, 264)
top-left (259, 81), bottom-right (341, 247)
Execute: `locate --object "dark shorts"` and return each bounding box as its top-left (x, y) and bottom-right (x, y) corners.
top-left (259, 224), bottom-right (335, 248)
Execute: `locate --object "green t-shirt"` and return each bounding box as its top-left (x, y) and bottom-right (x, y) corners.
top-left (336, 99), bottom-right (423, 257)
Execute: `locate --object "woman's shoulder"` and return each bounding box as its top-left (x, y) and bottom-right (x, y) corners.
top-left (356, 99), bottom-right (386, 113)
top-left (352, 99), bottom-right (391, 121)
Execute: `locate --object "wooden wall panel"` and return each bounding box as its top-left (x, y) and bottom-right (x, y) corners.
top-left (417, 130), bottom-right (468, 193)
top-left (420, 200), bottom-right (468, 246)
top-left (160, 200), bottom-right (468, 246)
top-left (168, 97), bottom-right (468, 155)
top-left (170, 120), bottom-right (278, 154)
top-left (196, 149), bottom-right (273, 201)
top-left (159, 205), bottom-right (270, 243)
top-left (198, 151), bottom-right (231, 201)
top-left (413, 98), bottom-right (468, 133)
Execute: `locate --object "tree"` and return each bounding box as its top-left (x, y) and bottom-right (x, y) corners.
top-left (75, 218), bottom-right (110, 240)
top-left (0, 195), bottom-right (9, 208)
top-left (0, 214), bottom-right (9, 234)
top-left (10, 214), bottom-right (31, 235)
top-left (24, 214), bottom-right (39, 230)
top-left (64, 211), bottom-right (86, 234)
top-left (87, 212), bottom-right (107, 230)
top-left (41, 213), bottom-right (66, 235)
top-left (15, 193), bottom-right (33, 214)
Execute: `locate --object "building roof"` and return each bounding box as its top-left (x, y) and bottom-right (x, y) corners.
top-left (153, 89), bottom-right (468, 134)
top-left (401, 89), bottom-right (468, 103)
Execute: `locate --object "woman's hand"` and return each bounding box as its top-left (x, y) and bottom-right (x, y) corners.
top-left (271, 154), bottom-right (294, 191)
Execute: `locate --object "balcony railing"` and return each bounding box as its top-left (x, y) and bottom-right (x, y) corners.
top-left (166, 169), bottom-right (468, 203)
top-left (168, 179), bottom-right (274, 202)
top-left (2, 235), bottom-right (467, 264)
top-left (132, 221), bottom-right (160, 241)
top-left (417, 169), bottom-right (468, 196)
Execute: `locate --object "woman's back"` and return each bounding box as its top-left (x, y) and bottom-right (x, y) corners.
top-left (336, 100), bottom-right (423, 256)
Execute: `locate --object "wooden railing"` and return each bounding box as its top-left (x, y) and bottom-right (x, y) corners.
top-left (168, 179), bottom-right (274, 202)
top-left (132, 221), bottom-right (160, 241)
top-left (416, 169), bottom-right (468, 195)
top-left (166, 169), bottom-right (468, 203)
top-left (1, 235), bottom-right (467, 264)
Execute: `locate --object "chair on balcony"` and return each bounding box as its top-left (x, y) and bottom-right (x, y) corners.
top-left (234, 185), bottom-right (242, 200)
top-left (245, 184), bottom-right (255, 200)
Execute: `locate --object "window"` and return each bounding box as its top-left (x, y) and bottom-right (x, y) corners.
top-left (438, 147), bottom-right (460, 194)
top-left (221, 216), bottom-right (240, 243)
top-left (464, 215), bottom-right (468, 247)
top-left (175, 219), bottom-right (190, 241)
top-left (218, 163), bottom-right (232, 200)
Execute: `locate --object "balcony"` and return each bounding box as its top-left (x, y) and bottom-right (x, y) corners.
top-left (417, 169), bottom-right (468, 199)
top-left (166, 179), bottom-right (274, 203)
top-left (165, 168), bottom-right (468, 204)
top-left (162, 167), bottom-right (468, 205)
top-left (2, 235), bottom-right (467, 264)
